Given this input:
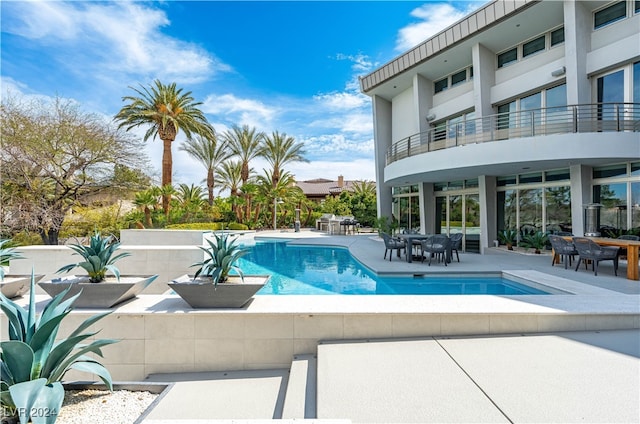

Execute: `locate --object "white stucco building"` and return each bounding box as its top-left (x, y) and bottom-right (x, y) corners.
top-left (360, 0), bottom-right (640, 253)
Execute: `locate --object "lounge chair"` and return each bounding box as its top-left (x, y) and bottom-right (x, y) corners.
top-left (548, 235), bottom-right (578, 269)
top-left (572, 237), bottom-right (619, 276)
top-left (420, 234), bottom-right (450, 266)
top-left (449, 233), bottom-right (463, 262)
top-left (380, 232), bottom-right (406, 261)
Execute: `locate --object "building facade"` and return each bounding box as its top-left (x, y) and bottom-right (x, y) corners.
top-left (360, 0), bottom-right (640, 253)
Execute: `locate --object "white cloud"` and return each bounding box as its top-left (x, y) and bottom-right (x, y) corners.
top-left (2, 1), bottom-right (229, 85)
top-left (202, 93), bottom-right (278, 130)
top-left (396, 3), bottom-right (476, 52)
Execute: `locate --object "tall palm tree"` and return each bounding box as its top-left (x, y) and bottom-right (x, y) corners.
top-left (176, 183), bottom-right (206, 222)
top-left (257, 169), bottom-right (297, 229)
top-left (114, 80), bottom-right (213, 212)
top-left (262, 131), bottom-right (308, 188)
top-left (179, 132), bottom-right (230, 205)
top-left (222, 125), bottom-right (265, 186)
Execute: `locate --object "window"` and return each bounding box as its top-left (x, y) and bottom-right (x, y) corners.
top-left (545, 169), bottom-right (570, 182)
top-left (636, 0), bottom-right (640, 13)
top-left (523, 36), bottom-right (546, 57)
top-left (498, 48), bottom-right (517, 68)
top-left (594, 164), bottom-right (627, 179)
top-left (550, 27), bottom-right (564, 46)
top-left (451, 69), bottom-right (467, 86)
top-left (434, 78), bottom-right (448, 93)
top-left (594, 1), bottom-right (627, 29)
top-left (634, 62), bottom-right (640, 103)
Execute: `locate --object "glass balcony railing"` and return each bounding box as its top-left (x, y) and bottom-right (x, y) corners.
top-left (386, 103), bottom-right (640, 165)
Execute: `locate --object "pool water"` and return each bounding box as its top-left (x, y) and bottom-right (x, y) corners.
top-left (235, 240), bottom-right (550, 295)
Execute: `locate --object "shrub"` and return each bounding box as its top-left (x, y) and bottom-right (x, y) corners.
top-left (192, 233), bottom-right (247, 286)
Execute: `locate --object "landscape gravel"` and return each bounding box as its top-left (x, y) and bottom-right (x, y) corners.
top-left (56, 389), bottom-right (158, 424)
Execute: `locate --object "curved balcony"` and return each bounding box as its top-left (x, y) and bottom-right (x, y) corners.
top-left (386, 103), bottom-right (640, 166)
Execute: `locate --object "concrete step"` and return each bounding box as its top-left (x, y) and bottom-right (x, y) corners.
top-left (281, 353), bottom-right (317, 419)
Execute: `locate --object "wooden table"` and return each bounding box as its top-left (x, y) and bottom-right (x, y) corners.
top-left (559, 236), bottom-right (640, 280)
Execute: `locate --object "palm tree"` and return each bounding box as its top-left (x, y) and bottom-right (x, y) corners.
top-left (257, 169), bottom-right (296, 229)
top-left (222, 125), bottom-right (265, 186)
top-left (351, 180), bottom-right (376, 197)
top-left (262, 131), bottom-right (308, 188)
top-left (179, 132), bottom-right (230, 205)
top-left (133, 190), bottom-right (158, 228)
top-left (176, 183), bottom-right (206, 222)
top-left (114, 80), bottom-right (213, 212)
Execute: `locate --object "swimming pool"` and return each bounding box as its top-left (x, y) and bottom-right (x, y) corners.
top-left (236, 240), bottom-right (550, 295)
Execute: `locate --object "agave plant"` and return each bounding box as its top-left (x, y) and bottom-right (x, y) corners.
top-left (56, 231), bottom-right (130, 283)
top-left (0, 271), bottom-right (117, 423)
top-left (192, 232), bottom-right (247, 286)
top-left (0, 239), bottom-right (24, 282)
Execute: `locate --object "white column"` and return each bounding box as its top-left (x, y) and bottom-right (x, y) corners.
top-left (563, 0), bottom-right (591, 104)
top-left (373, 95), bottom-right (393, 219)
top-left (570, 164), bottom-right (592, 236)
top-left (478, 175), bottom-right (497, 254)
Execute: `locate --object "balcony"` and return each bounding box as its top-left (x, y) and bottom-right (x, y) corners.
top-left (386, 103), bottom-right (640, 166)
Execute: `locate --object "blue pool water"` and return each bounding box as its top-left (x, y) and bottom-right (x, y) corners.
top-left (235, 240), bottom-right (550, 295)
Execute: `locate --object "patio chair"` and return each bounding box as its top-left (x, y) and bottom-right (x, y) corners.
top-left (420, 234), bottom-right (450, 266)
top-left (380, 232), bottom-right (406, 261)
top-left (548, 235), bottom-right (578, 269)
top-left (449, 233), bottom-right (463, 262)
top-left (572, 237), bottom-right (619, 276)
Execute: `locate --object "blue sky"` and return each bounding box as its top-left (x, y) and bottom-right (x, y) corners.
top-left (1, 0), bottom-right (480, 190)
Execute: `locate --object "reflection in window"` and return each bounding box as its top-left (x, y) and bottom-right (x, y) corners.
top-left (498, 48), bottom-right (517, 68)
top-left (519, 188), bottom-right (543, 234)
top-left (545, 186), bottom-right (572, 234)
top-left (497, 190), bottom-right (517, 231)
top-left (594, 183), bottom-right (628, 231)
top-left (523, 36), bottom-right (545, 57)
top-left (550, 27), bottom-right (564, 46)
top-left (632, 182), bottom-right (640, 230)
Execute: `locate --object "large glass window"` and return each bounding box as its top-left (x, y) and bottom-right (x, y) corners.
top-left (634, 62), bottom-right (640, 103)
top-left (451, 69), bottom-right (467, 86)
top-left (632, 182), bottom-right (640, 230)
top-left (546, 84), bottom-right (567, 108)
top-left (594, 1), bottom-right (627, 29)
top-left (520, 92), bottom-right (542, 128)
top-left (545, 186), bottom-right (572, 233)
top-left (497, 190), bottom-right (518, 231)
top-left (594, 183), bottom-right (628, 232)
top-left (519, 188), bottom-right (543, 234)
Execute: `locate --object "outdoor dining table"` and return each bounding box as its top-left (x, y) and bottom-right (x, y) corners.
top-left (558, 236), bottom-right (640, 280)
top-left (397, 234), bottom-right (433, 263)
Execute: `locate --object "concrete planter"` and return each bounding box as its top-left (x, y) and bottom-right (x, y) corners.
top-left (39, 275), bottom-right (158, 308)
top-left (169, 274), bottom-right (268, 308)
top-left (0, 274), bottom-right (44, 298)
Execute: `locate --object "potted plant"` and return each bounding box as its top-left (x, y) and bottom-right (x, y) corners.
top-left (0, 271), bottom-right (117, 424)
top-left (497, 229), bottom-right (518, 250)
top-left (520, 231), bottom-right (549, 254)
top-left (38, 231), bottom-right (157, 308)
top-left (169, 232), bottom-right (268, 308)
top-left (0, 238), bottom-right (44, 298)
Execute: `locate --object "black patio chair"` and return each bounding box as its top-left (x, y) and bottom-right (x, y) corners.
top-left (380, 232), bottom-right (406, 261)
top-left (617, 234), bottom-right (640, 259)
top-left (572, 237), bottom-right (619, 276)
top-left (548, 235), bottom-right (578, 269)
top-left (420, 234), bottom-right (450, 266)
top-left (449, 233), bottom-right (463, 262)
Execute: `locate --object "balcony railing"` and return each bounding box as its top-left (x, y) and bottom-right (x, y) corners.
top-left (386, 103), bottom-right (640, 165)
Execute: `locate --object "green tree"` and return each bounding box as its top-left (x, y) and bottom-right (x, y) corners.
top-left (262, 131), bottom-right (308, 187)
top-left (179, 132), bottom-right (231, 205)
top-left (175, 183), bottom-right (206, 222)
top-left (1, 95), bottom-right (148, 245)
top-left (134, 189), bottom-right (159, 228)
top-left (222, 124), bottom-right (265, 186)
top-left (115, 80), bottom-right (212, 212)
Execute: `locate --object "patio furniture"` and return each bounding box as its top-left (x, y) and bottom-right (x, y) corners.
top-left (617, 234), bottom-right (640, 259)
top-left (449, 233), bottom-right (463, 262)
top-left (549, 235), bottom-right (578, 269)
top-left (420, 234), bottom-right (450, 266)
top-left (380, 232), bottom-right (406, 261)
top-left (396, 233), bottom-right (432, 263)
top-left (572, 237), bottom-right (619, 276)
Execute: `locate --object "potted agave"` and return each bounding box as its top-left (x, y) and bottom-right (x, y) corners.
top-left (169, 232), bottom-right (268, 308)
top-left (38, 231), bottom-right (157, 308)
top-left (0, 271), bottom-right (118, 424)
top-left (0, 238), bottom-right (44, 299)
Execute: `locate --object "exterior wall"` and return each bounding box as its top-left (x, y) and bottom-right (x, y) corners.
top-left (373, 95), bottom-right (393, 219)
top-left (6, 295), bottom-right (638, 382)
top-left (391, 87), bottom-right (417, 142)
